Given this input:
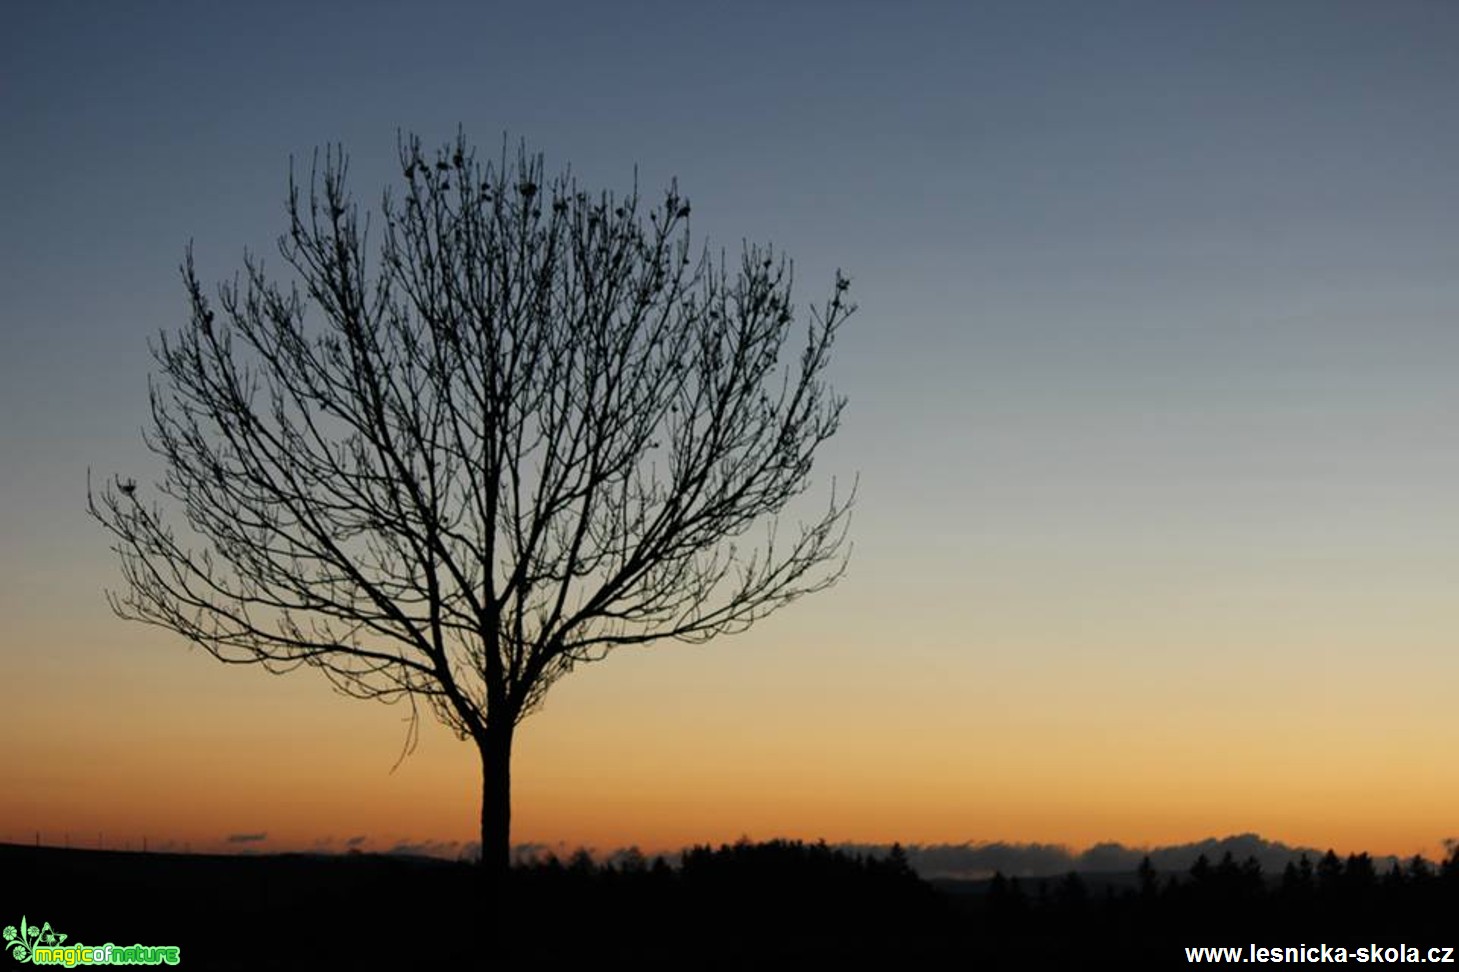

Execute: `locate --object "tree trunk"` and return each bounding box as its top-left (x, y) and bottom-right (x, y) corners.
top-left (478, 721), bottom-right (514, 891)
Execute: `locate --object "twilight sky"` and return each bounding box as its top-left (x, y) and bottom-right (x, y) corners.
top-left (3, 1), bottom-right (1456, 861)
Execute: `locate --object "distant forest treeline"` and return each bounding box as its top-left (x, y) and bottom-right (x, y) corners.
top-left (844, 831), bottom-right (1423, 880)
top-left (4, 838), bottom-right (1456, 968)
top-left (500, 838), bottom-right (1459, 966)
top-left (502, 838), bottom-right (1459, 965)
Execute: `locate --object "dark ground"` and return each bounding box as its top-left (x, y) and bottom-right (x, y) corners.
top-left (2, 840), bottom-right (1455, 970)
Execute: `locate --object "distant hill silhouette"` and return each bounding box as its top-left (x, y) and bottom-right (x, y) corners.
top-left (838, 832), bottom-right (1380, 879)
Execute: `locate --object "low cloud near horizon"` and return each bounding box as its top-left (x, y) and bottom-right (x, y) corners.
top-left (388, 838), bottom-right (464, 859)
top-left (224, 832), bottom-right (267, 844)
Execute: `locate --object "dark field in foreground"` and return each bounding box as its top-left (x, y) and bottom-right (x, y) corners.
top-left (3, 840), bottom-right (1456, 969)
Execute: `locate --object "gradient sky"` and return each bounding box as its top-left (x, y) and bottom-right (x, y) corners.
top-left (3, 1), bottom-right (1456, 862)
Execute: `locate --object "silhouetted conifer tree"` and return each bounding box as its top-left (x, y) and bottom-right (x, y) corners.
top-left (1316, 850), bottom-right (1344, 895)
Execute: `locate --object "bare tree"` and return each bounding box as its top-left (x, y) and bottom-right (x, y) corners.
top-left (89, 132), bottom-right (854, 885)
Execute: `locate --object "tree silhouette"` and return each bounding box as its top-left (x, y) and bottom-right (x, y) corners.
top-left (89, 131), bottom-right (855, 886)
top-left (1136, 854), bottom-right (1159, 902)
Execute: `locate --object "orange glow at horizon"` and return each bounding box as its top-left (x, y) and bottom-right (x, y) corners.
top-left (5, 612), bottom-right (1456, 866)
